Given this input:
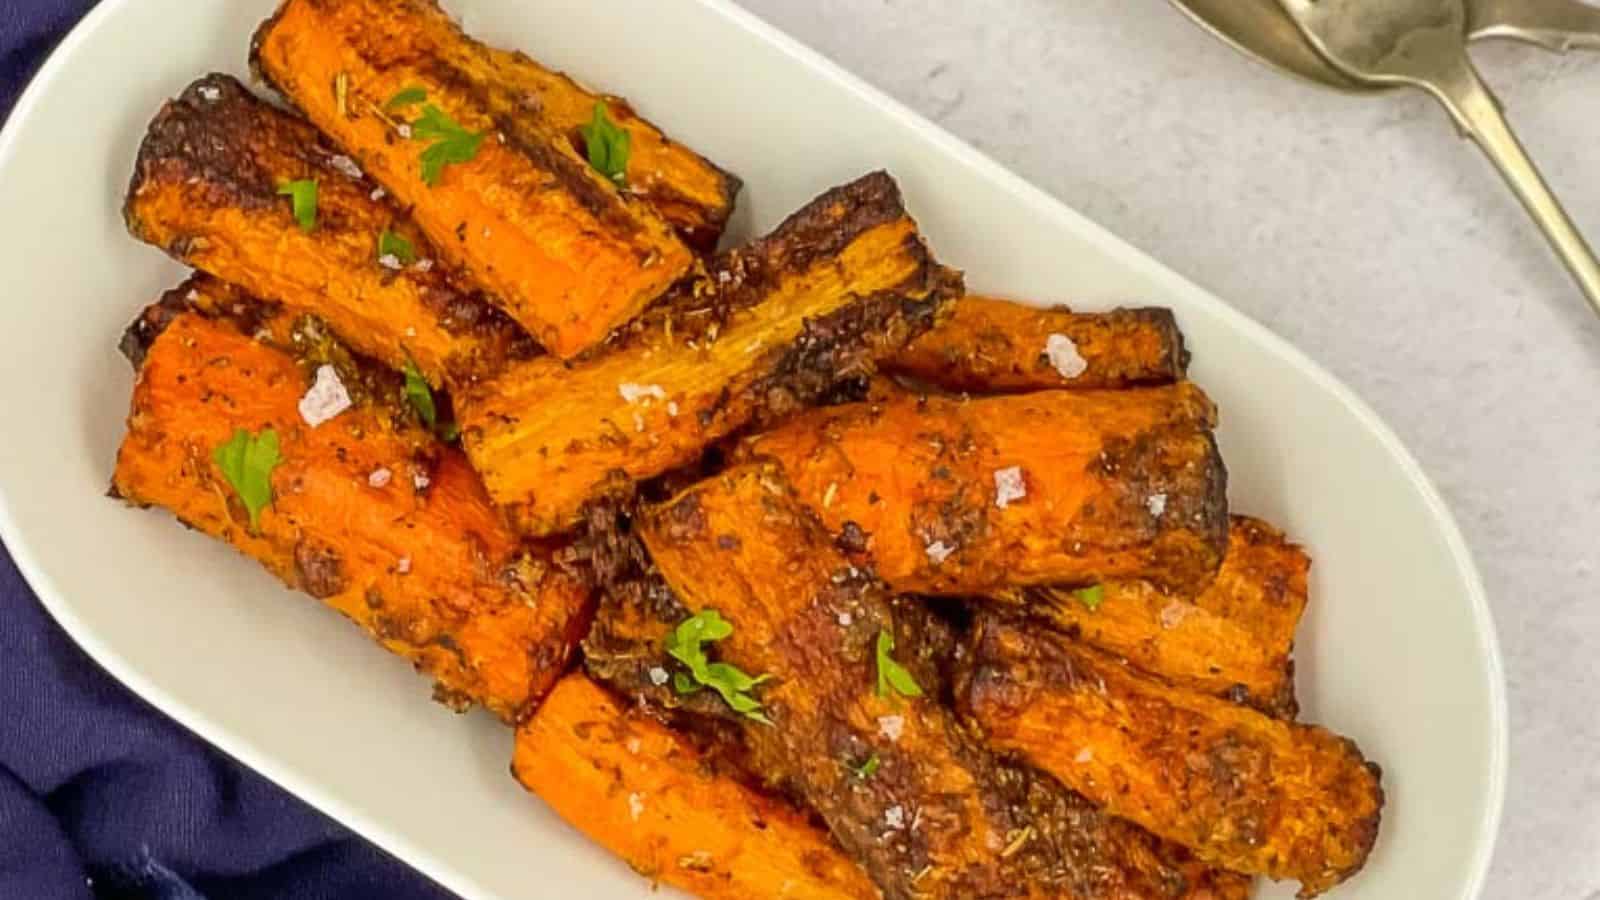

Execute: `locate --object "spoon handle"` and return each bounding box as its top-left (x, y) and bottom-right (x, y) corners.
top-left (1425, 57), bottom-right (1600, 318)
top-left (1472, 0), bottom-right (1600, 51)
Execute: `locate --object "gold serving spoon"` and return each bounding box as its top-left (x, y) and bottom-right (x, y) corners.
top-left (1272, 0), bottom-right (1600, 317)
top-left (1171, 0), bottom-right (1600, 92)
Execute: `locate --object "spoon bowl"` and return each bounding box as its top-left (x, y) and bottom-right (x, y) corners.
top-left (1170, 0), bottom-right (1600, 93)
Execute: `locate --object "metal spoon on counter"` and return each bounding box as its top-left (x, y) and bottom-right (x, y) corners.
top-left (1169, 0), bottom-right (1600, 318)
top-left (1170, 0), bottom-right (1600, 92)
top-left (1275, 0), bottom-right (1600, 316)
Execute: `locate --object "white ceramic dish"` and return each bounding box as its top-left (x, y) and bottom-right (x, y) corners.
top-left (0, 1), bottom-right (1505, 898)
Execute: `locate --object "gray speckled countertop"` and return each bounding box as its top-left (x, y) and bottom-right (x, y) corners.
top-left (730, 2), bottom-right (1600, 897)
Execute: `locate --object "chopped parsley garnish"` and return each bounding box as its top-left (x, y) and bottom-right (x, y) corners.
top-left (277, 179), bottom-right (318, 233)
top-left (378, 229), bottom-right (416, 266)
top-left (213, 427), bottom-right (282, 533)
top-left (384, 85), bottom-right (428, 112)
top-left (850, 753), bottom-right (881, 780)
top-left (665, 610), bottom-right (773, 725)
top-left (1075, 584), bottom-right (1105, 611)
top-left (579, 101), bottom-right (630, 185)
top-left (410, 104), bottom-right (485, 186)
top-left (875, 629), bottom-right (924, 700)
top-left (401, 351), bottom-right (459, 442)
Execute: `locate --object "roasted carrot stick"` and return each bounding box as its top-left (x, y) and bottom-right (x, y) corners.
top-left (887, 296), bottom-right (1188, 393)
top-left (458, 172), bottom-right (960, 536)
top-left (614, 463), bottom-right (1250, 900)
top-left (124, 74), bottom-right (533, 389)
top-left (111, 290), bottom-right (591, 721)
top-left (739, 383), bottom-right (1229, 597)
top-left (1012, 515), bottom-right (1309, 717)
top-left (512, 674), bottom-right (880, 900)
top-left (960, 615), bottom-right (1383, 897)
top-left (466, 35), bottom-right (739, 251)
top-left (253, 0), bottom-right (695, 358)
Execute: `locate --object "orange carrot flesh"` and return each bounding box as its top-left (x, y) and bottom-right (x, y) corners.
top-left (634, 464), bottom-right (1252, 900)
top-left (739, 384), bottom-right (1229, 597)
top-left (1018, 515), bottom-right (1309, 717)
top-left (887, 296), bottom-right (1188, 393)
top-left (513, 675), bottom-right (880, 900)
top-left (961, 616), bottom-right (1383, 896)
top-left (470, 45), bottom-right (739, 251)
top-left (124, 74), bottom-right (533, 389)
top-left (112, 300), bottom-right (590, 721)
top-left (459, 172), bottom-right (958, 536)
top-left (253, 0), bottom-right (694, 358)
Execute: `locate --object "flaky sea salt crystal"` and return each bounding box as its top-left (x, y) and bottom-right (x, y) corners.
top-left (1159, 602), bottom-right (1190, 630)
top-left (368, 467), bottom-right (392, 488)
top-left (925, 540), bottom-right (954, 564)
top-left (878, 715), bottom-right (904, 743)
top-left (618, 383), bottom-right (667, 404)
top-left (648, 667), bottom-right (670, 686)
top-left (1045, 333), bottom-right (1088, 380)
top-left (993, 466), bottom-right (1026, 509)
top-left (298, 365), bottom-right (352, 428)
top-left (329, 154), bottom-right (363, 179)
top-left (1146, 493), bottom-right (1168, 518)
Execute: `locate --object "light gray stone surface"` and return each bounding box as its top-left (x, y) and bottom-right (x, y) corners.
top-left (730, 2), bottom-right (1599, 897)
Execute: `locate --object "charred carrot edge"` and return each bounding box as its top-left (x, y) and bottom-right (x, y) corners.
top-left (960, 616), bottom-right (1383, 897)
top-left (634, 464), bottom-right (1251, 900)
top-left (512, 675), bottom-right (880, 900)
top-left (739, 382), bottom-right (1230, 597)
top-left (1015, 515), bottom-right (1308, 717)
top-left (474, 45), bottom-right (739, 252)
top-left (111, 295), bottom-right (591, 722)
top-left (253, 0), bottom-right (694, 358)
top-left (459, 172), bottom-right (960, 537)
top-left (886, 295), bottom-right (1189, 393)
top-left (123, 74), bottom-right (532, 389)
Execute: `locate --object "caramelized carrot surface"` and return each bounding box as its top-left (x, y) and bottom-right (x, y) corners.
top-left (1017, 515), bottom-right (1309, 717)
top-left (459, 172), bottom-right (959, 536)
top-left (739, 383), bottom-right (1229, 597)
top-left (627, 464), bottom-right (1251, 900)
top-left (112, 299), bottom-right (590, 721)
top-left (961, 616), bottom-right (1383, 897)
top-left (254, 0), bottom-right (695, 358)
top-left (888, 296), bottom-right (1188, 393)
top-left (468, 36), bottom-right (739, 251)
top-left (513, 675), bottom-right (880, 900)
top-left (124, 74), bottom-right (532, 388)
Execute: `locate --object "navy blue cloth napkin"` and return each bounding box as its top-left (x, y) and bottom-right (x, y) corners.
top-left (2, 3), bottom-right (454, 898)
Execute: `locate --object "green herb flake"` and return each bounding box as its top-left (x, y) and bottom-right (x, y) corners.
top-left (579, 101), bottom-right (631, 185)
top-left (212, 427), bottom-right (282, 533)
top-left (850, 753), bottom-right (881, 780)
top-left (875, 629), bottom-right (924, 700)
top-left (401, 353), bottom-right (462, 443)
top-left (665, 610), bottom-right (774, 725)
top-left (378, 229), bottom-right (416, 266)
top-left (384, 85), bottom-right (428, 112)
top-left (410, 104), bottom-right (485, 186)
top-left (1075, 584), bottom-right (1106, 612)
top-left (277, 179), bottom-right (318, 233)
